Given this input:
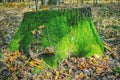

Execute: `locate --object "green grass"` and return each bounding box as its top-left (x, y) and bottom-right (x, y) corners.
top-left (9, 7), bottom-right (104, 68)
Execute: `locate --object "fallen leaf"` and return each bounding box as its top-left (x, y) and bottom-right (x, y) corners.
top-left (79, 72), bottom-right (86, 78)
top-left (75, 75), bottom-right (79, 79)
top-left (103, 55), bottom-right (110, 60)
top-left (32, 30), bottom-right (36, 34)
top-left (44, 47), bottom-right (54, 54)
top-left (111, 53), bottom-right (117, 58)
top-left (14, 51), bottom-right (21, 55)
top-left (54, 71), bottom-right (59, 80)
top-left (92, 59), bottom-right (98, 65)
top-left (39, 25), bottom-right (45, 30)
top-left (69, 69), bottom-right (72, 74)
top-left (45, 71), bottom-right (49, 78)
top-left (96, 67), bottom-right (103, 74)
top-left (30, 61), bottom-right (36, 67)
top-left (37, 65), bottom-right (44, 69)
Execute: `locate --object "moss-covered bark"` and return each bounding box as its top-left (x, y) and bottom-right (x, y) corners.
top-left (9, 7), bottom-right (104, 68)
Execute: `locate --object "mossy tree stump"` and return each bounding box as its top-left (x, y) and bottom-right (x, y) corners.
top-left (9, 7), bottom-right (104, 68)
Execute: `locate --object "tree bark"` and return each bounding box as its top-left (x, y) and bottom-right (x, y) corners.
top-left (41, 0), bottom-right (49, 6)
top-left (81, 0), bottom-right (84, 5)
top-left (35, 0), bottom-right (40, 11)
top-left (93, 0), bottom-right (98, 6)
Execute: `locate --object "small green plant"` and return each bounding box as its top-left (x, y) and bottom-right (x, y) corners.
top-left (114, 67), bottom-right (120, 73)
top-left (101, 6), bottom-right (109, 11)
top-left (8, 77), bottom-right (12, 80)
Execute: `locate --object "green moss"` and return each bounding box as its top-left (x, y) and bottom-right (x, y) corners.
top-left (9, 7), bottom-right (104, 68)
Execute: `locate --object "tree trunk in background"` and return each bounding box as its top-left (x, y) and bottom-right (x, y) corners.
top-left (35, 0), bottom-right (40, 11)
top-left (56, 0), bottom-right (60, 6)
top-left (110, 0), bottom-right (113, 4)
top-left (81, 0), bottom-right (84, 5)
top-left (118, 0), bottom-right (120, 6)
top-left (77, 0), bottom-right (79, 5)
top-left (48, 0), bottom-right (60, 5)
top-left (2, 0), bottom-right (8, 2)
top-left (48, 0), bottom-right (56, 5)
top-left (93, 0), bottom-right (98, 6)
top-left (42, 0), bottom-right (48, 6)
top-left (29, 0), bottom-right (32, 8)
top-left (87, 0), bottom-right (90, 4)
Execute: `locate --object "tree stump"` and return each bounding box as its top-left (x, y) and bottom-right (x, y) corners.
top-left (9, 7), bottom-right (104, 68)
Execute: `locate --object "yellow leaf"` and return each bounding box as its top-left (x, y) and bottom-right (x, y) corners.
top-left (10, 56), bottom-right (16, 62)
top-left (21, 55), bottom-right (26, 59)
top-left (80, 72), bottom-right (86, 78)
top-left (41, 7), bottom-right (49, 10)
top-left (15, 51), bottom-right (21, 55)
top-left (45, 71), bottom-right (49, 77)
top-left (104, 55), bottom-right (109, 60)
top-left (55, 71), bottom-right (59, 80)
top-left (92, 59), bottom-right (98, 64)
top-left (37, 65), bottom-right (44, 69)
top-left (30, 61), bottom-right (36, 66)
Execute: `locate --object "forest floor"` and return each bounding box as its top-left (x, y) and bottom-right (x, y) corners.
top-left (0, 4), bottom-right (120, 80)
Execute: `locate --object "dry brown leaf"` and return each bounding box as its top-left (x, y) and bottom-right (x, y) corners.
top-left (97, 57), bottom-right (103, 61)
top-left (39, 25), bottom-right (45, 30)
top-left (38, 75), bottom-right (44, 79)
top-left (69, 69), bottom-right (72, 74)
top-left (71, 57), bottom-right (77, 63)
top-left (79, 72), bottom-right (86, 78)
top-left (78, 65), bottom-right (83, 70)
top-left (44, 47), bottom-right (54, 54)
top-left (111, 53), bottom-right (117, 58)
top-left (103, 55), bottom-right (110, 60)
top-left (103, 41), bottom-right (112, 51)
top-left (75, 75), bottom-right (79, 79)
top-left (96, 67), bottom-right (103, 74)
top-left (31, 30), bottom-right (36, 34)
